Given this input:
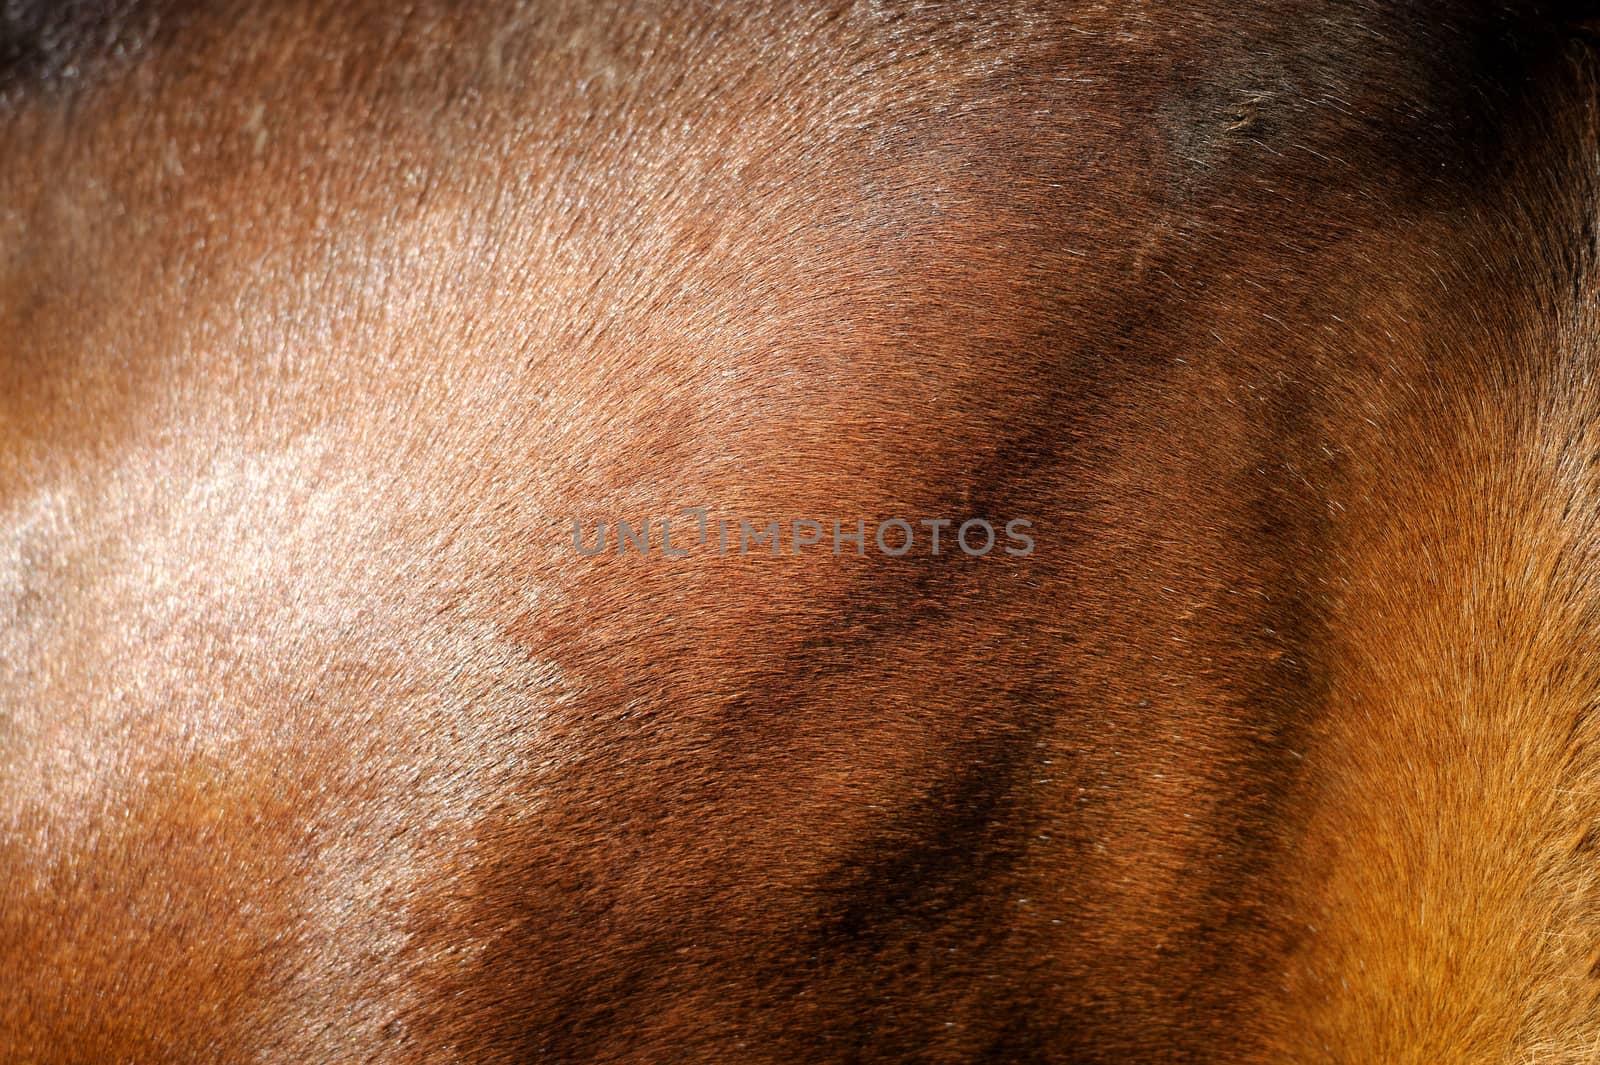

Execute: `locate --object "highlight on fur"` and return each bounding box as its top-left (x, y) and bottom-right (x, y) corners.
top-left (1, 1), bottom-right (1598, 1061)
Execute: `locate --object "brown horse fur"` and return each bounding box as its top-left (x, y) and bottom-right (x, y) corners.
top-left (3, 1), bottom-right (1600, 1061)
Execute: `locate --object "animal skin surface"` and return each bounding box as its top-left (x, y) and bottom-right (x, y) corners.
top-left (2, 1), bottom-right (1600, 1062)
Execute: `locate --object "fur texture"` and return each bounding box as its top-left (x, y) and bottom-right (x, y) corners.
top-left (1, 1), bottom-right (1598, 1061)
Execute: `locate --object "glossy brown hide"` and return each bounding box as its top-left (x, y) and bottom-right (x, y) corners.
top-left (3, 2), bottom-right (1600, 1062)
